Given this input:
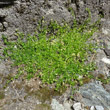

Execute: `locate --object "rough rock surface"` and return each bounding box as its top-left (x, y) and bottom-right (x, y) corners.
top-left (0, 0), bottom-right (109, 36)
top-left (0, 0), bottom-right (110, 110)
top-left (79, 82), bottom-right (110, 109)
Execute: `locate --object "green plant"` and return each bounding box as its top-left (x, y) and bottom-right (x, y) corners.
top-left (2, 14), bottom-right (98, 90)
top-left (96, 74), bottom-right (110, 84)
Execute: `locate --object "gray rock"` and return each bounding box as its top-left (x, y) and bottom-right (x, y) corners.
top-left (103, 41), bottom-right (110, 56)
top-left (0, 0), bottom-right (109, 36)
top-left (63, 102), bottom-right (71, 110)
top-left (3, 85), bottom-right (41, 110)
top-left (51, 99), bottom-right (64, 110)
top-left (103, 84), bottom-right (110, 93)
top-left (0, 62), bottom-right (6, 73)
top-left (79, 83), bottom-right (110, 110)
top-left (90, 106), bottom-right (95, 110)
top-left (95, 105), bottom-right (104, 110)
top-left (101, 20), bottom-right (110, 35)
top-left (0, 23), bottom-right (3, 31)
top-left (73, 102), bottom-right (83, 110)
top-left (94, 49), bottom-right (110, 76)
top-left (3, 22), bottom-right (8, 28)
top-left (102, 28), bottom-right (110, 35)
top-left (104, 49), bottom-right (110, 56)
top-left (0, 9), bottom-right (7, 17)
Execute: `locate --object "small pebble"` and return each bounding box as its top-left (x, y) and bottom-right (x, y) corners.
top-left (63, 102), bottom-right (71, 110)
top-left (73, 102), bottom-right (82, 110)
top-left (95, 105), bottom-right (104, 110)
top-left (90, 106), bottom-right (95, 110)
top-left (3, 22), bottom-right (8, 28)
top-left (101, 57), bottom-right (110, 64)
top-left (0, 23), bottom-right (3, 31)
top-left (102, 28), bottom-right (109, 35)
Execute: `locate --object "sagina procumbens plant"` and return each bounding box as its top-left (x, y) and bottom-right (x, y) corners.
top-left (2, 15), bottom-right (98, 90)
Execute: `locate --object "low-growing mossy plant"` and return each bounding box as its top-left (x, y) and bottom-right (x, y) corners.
top-left (35, 104), bottom-right (51, 110)
top-left (2, 9), bottom-right (98, 90)
top-left (0, 90), bottom-right (5, 100)
top-left (96, 74), bottom-right (110, 84)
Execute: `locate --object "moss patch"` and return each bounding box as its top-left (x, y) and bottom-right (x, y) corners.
top-left (25, 86), bottom-right (66, 103)
top-left (0, 91), bottom-right (5, 100)
top-left (35, 104), bottom-right (51, 110)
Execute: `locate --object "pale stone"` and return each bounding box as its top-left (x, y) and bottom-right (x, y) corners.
top-left (101, 57), bottom-right (110, 64)
top-left (95, 105), bottom-right (104, 110)
top-left (102, 28), bottom-right (109, 35)
top-left (0, 23), bottom-right (3, 31)
top-left (63, 102), bottom-right (71, 110)
top-left (90, 106), bottom-right (95, 110)
top-left (3, 22), bottom-right (8, 28)
top-left (51, 99), bottom-right (64, 110)
top-left (73, 102), bottom-right (82, 110)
